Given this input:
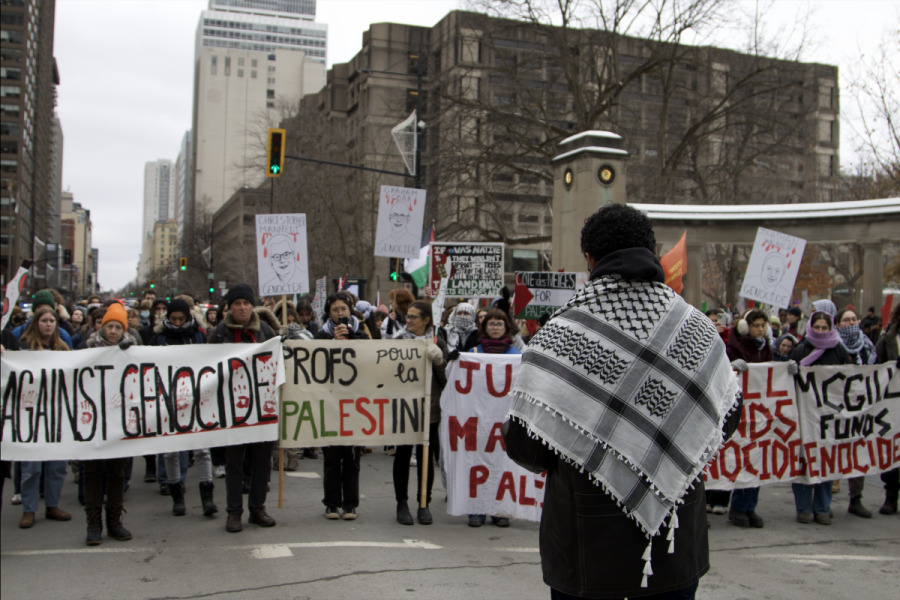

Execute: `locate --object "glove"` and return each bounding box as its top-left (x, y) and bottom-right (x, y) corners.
top-left (730, 358), bottom-right (748, 373)
top-left (425, 342), bottom-right (444, 366)
top-left (447, 348), bottom-right (460, 361)
top-left (118, 339), bottom-right (134, 350)
top-left (787, 360), bottom-right (799, 375)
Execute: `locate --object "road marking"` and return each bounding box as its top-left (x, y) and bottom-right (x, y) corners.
top-left (754, 553), bottom-right (899, 562)
top-left (284, 471), bottom-right (321, 479)
top-left (233, 538), bottom-right (443, 558)
top-left (251, 545), bottom-right (294, 559)
top-left (4, 547), bottom-right (147, 556)
top-left (493, 547), bottom-right (540, 553)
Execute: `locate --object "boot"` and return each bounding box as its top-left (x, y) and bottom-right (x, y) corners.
top-left (881, 490), bottom-right (898, 515)
top-left (199, 481), bottom-right (218, 516)
top-left (106, 506), bottom-right (132, 541)
top-left (848, 496), bottom-right (873, 518)
top-left (85, 507), bottom-right (103, 546)
top-left (169, 482), bottom-right (186, 516)
top-left (248, 506), bottom-right (276, 527)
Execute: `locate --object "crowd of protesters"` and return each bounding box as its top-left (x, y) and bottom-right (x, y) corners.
top-left (1, 281), bottom-right (897, 551)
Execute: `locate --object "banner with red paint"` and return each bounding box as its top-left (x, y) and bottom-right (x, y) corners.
top-left (705, 362), bottom-right (900, 489)
top-left (441, 353), bottom-right (546, 522)
top-left (1, 339), bottom-right (284, 461)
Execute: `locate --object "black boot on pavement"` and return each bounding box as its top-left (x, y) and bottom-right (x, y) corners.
top-left (880, 490), bottom-right (898, 515)
top-left (199, 481), bottom-right (218, 516)
top-left (848, 497), bottom-right (873, 518)
top-left (226, 512), bottom-right (242, 532)
top-left (169, 482), bottom-right (186, 516)
top-left (85, 507), bottom-right (103, 546)
top-left (397, 502), bottom-right (414, 525)
top-left (417, 506), bottom-right (433, 525)
top-left (106, 506), bottom-right (132, 541)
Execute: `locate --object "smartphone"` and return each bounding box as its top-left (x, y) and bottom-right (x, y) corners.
top-left (338, 316), bottom-right (350, 326)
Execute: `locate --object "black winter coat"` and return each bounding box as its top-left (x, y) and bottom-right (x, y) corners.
top-left (789, 339), bottom-right (850, 366)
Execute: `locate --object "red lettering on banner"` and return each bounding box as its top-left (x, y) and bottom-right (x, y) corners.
top-left (748, 403), bottom-right (773, 441)
top-left (853, 439), bottom-right (869, 473)
top-left (803, 442), bottom-right (819, 477)
top-left (741, 441), bottom-right (759, 475)
top-left (766, 367), bottom-right (790, 397)
top-left (718, 440), bottom-right (742, 482)
top-left (706, 456), bottom-right (719, 479)
top-left (773, 399), bottom-right (797, 442)
top-left (820, 445), bottom-right (836, 476)
top-left (742, 371), bottom-right (761, 400)
top-left (449, 416), bottom-right (478, 451)
top-left (877, 437), bottom-right (892, 469)
top-left (469, 465), bottom-right (489, 498)
top-left (867, 439), bottom-right (877, 468)
top-left (372, 398), bottom-right (389, 435)
top-left (485, 422), bottom-right (505, 452)
top-left (894, 433), bottom-right (900, 464)
top-left (485, 363), bottom-right (513, 397)
top-left (789, 440), bottom-right (805, 476)
top-left (357, 398), bottom-right (376, 435)
top-left (772, 440), bottom-right (790, 478)
top-left (519, 475), bottom-right (537, 506)
top-left (758, 440), bottom-right (772, 480)
top-left (496, 471), bottom-right (516, 501)
top-left (838, 442), bottom-right (853, 474)
top-left (455, 360), bottom-right (481, 394)
top-left (339, 399), bottom-right (353, 436)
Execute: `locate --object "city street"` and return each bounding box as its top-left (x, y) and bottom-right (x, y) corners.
top-left (1, 452), bottom-right (897, 600)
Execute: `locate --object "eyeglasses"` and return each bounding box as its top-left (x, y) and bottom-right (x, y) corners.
top-left (406, 314), bottom-right (423, 320)
top-left (486, 322), bottom-right (506, 328)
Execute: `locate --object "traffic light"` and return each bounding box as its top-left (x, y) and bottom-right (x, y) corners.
top-left (209, 286), bottom-right (215, 293)
top-left (391, 270), bottom-right (399, 281)
top-left (179, 257), bottom-right (187, 271)
top-left (266, 128), bottom-right (286, 177)
top-left (149, 281), bottom-right (155, 289)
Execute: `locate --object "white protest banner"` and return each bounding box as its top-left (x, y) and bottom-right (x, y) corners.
top-left (280, 339), bottom-right (431, 448)
top-left (256, 214), bottom-right (310, 297)
top-left (513, 271), bottom-right (586, 320)
top-left (441, 353), bottom-right (546, 522)
top-left (432, 276), bottom-right (448, 329)
top-left (1, 340), bottom-right (284, 461)
top-left (740, 227), bottom-right (806, 309)
top-left (374, 186), bottom-right (427, 260)
top-left (430, 242), bottom-right (505, 299)
top-left (704, 362), bottom-right (900, 489)
top-left (705, 363), bottom-right (801, 489)
top-left (1, 262), bottom-right (29, 330)
top-left (793, 362), bottom-right (900, 483)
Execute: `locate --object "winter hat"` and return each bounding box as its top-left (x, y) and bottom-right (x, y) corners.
top-left (787, 307), bottom-right (802, 318)
top-left (31, 290), bottom-right (55, 310)
top-left (151, 298), bottom-right (169, 313)
top-left (167, 298), bottom-right (191, 319)
top-left (355, 300), bottom-right (373, 321)
top-left (812, 299), bottom-right (837, 317)
top-left (225, 283), bottom-right (256, 307)
top-left (101, 302), bottom-right (128, 330)
top-left (450, 302), bottom-right (476, 330)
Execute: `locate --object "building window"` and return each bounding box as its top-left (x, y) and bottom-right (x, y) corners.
top-left (237, 57), bottom-right (244, 66)
top-left (267, 77), bottom-right (275, 84)
top-left (224, 56), bottom-right (231, 76)
top-left (251, 70), bottom-right (257, 78)
top-left (211, 55), bottom-right (217, 75)
top-left (267, 89), bottom-right (275, 98)
top-left (251, 59), bottom-right (258, 67)
top-left (237, 68), bottom-right (243, 77)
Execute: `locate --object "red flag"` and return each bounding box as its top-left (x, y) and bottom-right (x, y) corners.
top-left (660, 231), bottom-right (687, 295)
top-left (882, 294), bottom-right (895, 329)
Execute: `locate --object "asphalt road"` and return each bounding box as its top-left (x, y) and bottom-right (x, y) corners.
top-left (1, 452), bottom-right (897, 600)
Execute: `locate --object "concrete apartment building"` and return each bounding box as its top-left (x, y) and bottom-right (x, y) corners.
top-left (186, 0), bottom-right (327, 236)
top-left (150, 219), bottom-right (179, 279)
top-left (254, 11), bottom-right (839, 289)
top-left (139, 159), bottom-right (176, 282)
top-left (0, 0), bottom-right (61, 287)
top-left (59, 190), bottom-right (95, 298)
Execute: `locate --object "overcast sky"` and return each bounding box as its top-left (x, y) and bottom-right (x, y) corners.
top-left (52, 0), bottom-right (896, 291)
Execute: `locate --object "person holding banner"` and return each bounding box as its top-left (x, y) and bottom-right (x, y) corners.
top-left (15, 305), bottom-right (73, 530)
top-left (82, 302), bottom-right (136, 545)
top-left (382, 288), bottom-right (415, 339)
top-left (875, 301), bottom-right (900, 515)
top-left (208, 283), bottom-right (278, 533)
top-left (391, 300), bottom-right (448, 525)
top-left (504, 204), bottom-right (741, 600)
top-left (725, 309), bottom-right (776, 528)
top-left (314, 292), bottom-right (370, 520)
top-left (789, 311), bottom-right (850, 525)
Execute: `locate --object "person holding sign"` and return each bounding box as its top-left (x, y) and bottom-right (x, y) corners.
top-left (314, 292), bottom-right (370, 520)
top-left (875, 302), bottom-right (900, 515)
top-left (789, 311), bottom-right (850, 525)
top-left (16, 306), bottom-right (73, 531)
top-left (391, 300), bottom-right (448, 525)
top-left (208, 284), bottom-right (278, 533)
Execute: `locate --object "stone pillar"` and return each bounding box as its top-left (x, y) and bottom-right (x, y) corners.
top-left (551, 131), bottom-right (629, 272)
top-left (861, 240), bottom-right (884, 314)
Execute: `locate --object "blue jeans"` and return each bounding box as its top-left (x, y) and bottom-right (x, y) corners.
top-left (158, 452), bottom-right (189, 485)
top-left (792, 482), bottom-right (832, 514)
top-left (165, 449), bottom-right (211, 484)
top-left (730, 487), bottom-right (760, 512)
top-left (550, 581), bottom-right (698, 600)
top-left (21, 460), bottom-right (67, 513)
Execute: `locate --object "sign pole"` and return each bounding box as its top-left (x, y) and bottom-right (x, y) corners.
top-left (278, 293), bottom-right (288, 509)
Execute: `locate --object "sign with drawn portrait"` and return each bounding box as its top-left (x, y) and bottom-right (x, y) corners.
top-left (256, 214), bottom-right (310, 298)
top-left (373, 186), bottom-right (427, 260)
top-left (739, 227), bottom-right (806, 309)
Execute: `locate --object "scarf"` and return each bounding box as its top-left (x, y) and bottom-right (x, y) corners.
top-left (479, 337), bottom-right (512, 353)
top-left (838, 324), bottom-right (876, 365)
top-left (800, 312), bottom-right (841, 366)
top-left (447, 306), bottom-right (477, 349)
top-left (508, 247), bottom-right (739, 587)
top-left (322, 315), bottom-right (361, 338)
top-left (393, 324), bottom-right (433, 340)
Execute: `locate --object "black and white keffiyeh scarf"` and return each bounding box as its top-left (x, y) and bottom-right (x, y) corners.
top-left (508, 248), bottom-right (739, 585)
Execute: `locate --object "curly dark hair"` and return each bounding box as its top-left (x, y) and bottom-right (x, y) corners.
top-left (324, 292), bottom-right (355, 319)
top-left (580, 204), bottom-right (656, 261)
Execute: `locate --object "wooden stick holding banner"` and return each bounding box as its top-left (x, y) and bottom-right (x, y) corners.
top-left (279, 293), bottom-right (287, 508)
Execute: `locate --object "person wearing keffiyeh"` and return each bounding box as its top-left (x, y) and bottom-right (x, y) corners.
top-left (503, 204), bottom-right (741, 600)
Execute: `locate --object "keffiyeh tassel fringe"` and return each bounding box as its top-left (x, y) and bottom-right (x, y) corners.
top-left (641, 539), bottom-right (654, 588)
top-left (666, 507), bottom-right (679, 554)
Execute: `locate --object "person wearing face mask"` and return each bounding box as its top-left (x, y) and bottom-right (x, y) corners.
top-left (315, 292), bottom-right (370, 521)
top-left (140, 298), bottom-right (169, 345)
top-left (445, 302), bottom-right (478, 357)
top-left (789, 311), bottom-right (850, 525)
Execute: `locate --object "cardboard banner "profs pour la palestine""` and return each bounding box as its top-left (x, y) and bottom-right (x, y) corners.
top-left (1, 339), bottom-right (284, 461)
top-left (279, 339), bottom-right (432, 448)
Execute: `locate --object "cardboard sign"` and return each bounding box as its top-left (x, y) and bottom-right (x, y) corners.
top-left (256, 214), bottom-right (310, 297)
top-left (430, 243), bottom-right (504, 299)
top-left (513, 271), bottom-right (584, 319)
top-left (740, 227), bottom-right (806, 309)
top-left (374, 186), bottom-right (427, 260)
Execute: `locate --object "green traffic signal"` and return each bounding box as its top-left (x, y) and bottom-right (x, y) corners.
top-left (269, 164), bottom-right (280, 175)
top-left (390, 271), bottom-right (398, 281)
top-left (209, 287), bottom-right (215, 293)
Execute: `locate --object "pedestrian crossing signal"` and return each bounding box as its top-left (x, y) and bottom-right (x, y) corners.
top-left (179, 257), bottom-right (187, 271)
top-left (267, 128), bottom-right (286, 177)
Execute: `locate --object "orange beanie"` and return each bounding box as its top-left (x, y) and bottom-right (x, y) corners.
top-left (101, 302), bottom-right (128, 330)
